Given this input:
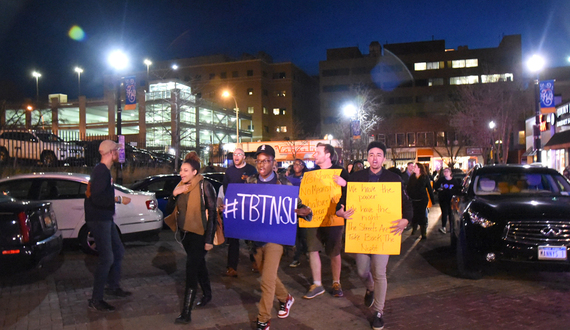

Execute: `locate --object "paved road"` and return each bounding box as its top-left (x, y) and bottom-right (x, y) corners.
top-left (2, 206), bottom-right (570, 330)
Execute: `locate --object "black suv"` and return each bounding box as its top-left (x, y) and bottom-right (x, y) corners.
top-left (452, 164), bottom-right (570, 278)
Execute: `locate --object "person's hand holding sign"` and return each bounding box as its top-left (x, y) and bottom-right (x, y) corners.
top-left (336, 204), bottom-right (355, 219)
top-left (390, 219), bottom-right (409, 235)
top-left (333, 175), bottom-right (347, 187)
top-left (295, 206), bottom-right (312, 218)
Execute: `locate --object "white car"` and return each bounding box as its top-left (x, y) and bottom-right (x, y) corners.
top-left (0, 172), bottom-right (163, 254)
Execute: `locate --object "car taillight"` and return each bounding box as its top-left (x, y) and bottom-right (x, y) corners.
top-left (18, 211), bottom-right (30, 243)
top-left (146, 200), bottom-right (157, 210)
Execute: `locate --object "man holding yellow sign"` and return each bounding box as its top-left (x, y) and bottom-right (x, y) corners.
top-left (336, 141), bottom-right (412, 330)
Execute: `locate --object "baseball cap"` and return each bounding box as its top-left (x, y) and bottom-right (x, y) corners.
top-left (255, 144), bottom-right (275, 158)
top-left (99, 140), bottom-right (120, 154)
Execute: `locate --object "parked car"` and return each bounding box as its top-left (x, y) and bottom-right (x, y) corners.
top-left (129, 172), bottom-right (224, 217)
top-left (0, 129), bottom-right (85, 166)
top-left (0, 173), bottom-right (163, 254)
top-left (0, 195), bottom-right (63, 271)
top-left (451, 164), bottom-right (570, 278)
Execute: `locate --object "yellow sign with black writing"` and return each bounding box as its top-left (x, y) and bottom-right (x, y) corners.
top-left (299, 169), bottom-right (343, 228)
top-left (345, 182), bottom-right (402, 255)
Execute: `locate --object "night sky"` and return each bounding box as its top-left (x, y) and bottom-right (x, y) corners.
top-left (1, 0), bottom-right (569, 101)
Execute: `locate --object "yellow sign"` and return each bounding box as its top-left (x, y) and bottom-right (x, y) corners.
top-left (345, 182), bottom-right (402, 255)
top-left (299, 169), bottom-right (343, 228)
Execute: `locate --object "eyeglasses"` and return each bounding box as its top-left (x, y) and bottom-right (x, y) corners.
top-left (255, 159), bottom-right (273, 165)
top-left (294, 162), bottom-right (304, 166)
top-left (234, 153), bottom-right (244, 156)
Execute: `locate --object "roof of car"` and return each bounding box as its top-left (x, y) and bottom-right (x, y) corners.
top-left (0, 172), bottom-right (91, 182)
top-left (474, 164), bottom-right (559, 175)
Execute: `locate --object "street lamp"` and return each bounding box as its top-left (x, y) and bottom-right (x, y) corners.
top-left (489, 121), bottom-right (496, 164)
top-left (222, 90), bottom-right (239, 143)
top-left (108, 50), bottom-right (129, 184)
top-left (527, 54), bottom-right (545, 163)
top-left (74, 67), bottom-right (83, 97)
top-left (32, 71), bottom-right (41, 101)
top-left (343, 103), bottom-right (358, 161)
top-left (144, 59), bottom-right (152, 83)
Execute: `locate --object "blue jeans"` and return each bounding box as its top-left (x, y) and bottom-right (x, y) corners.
top-left (87, 220), bottom-right (124, 301)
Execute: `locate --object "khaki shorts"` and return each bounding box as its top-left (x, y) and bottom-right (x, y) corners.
top-left (306, 225), bottom-right (344, 257)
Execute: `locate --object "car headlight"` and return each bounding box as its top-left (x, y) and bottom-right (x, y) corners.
top-left (468, 210), bottom-right (496, 228)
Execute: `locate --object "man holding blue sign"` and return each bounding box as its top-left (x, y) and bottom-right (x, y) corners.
top-left (225, 144), bottom-right (311, 330)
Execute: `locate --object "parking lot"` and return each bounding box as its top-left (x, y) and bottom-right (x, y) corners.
top-left (1, 207), bottom-right (570, 330)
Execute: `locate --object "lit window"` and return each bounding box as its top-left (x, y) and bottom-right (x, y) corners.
top-left (452, 60), bottom-right (465, 68)
top-left (466, 59), bottom-right (478, 68)
top-left (273, 108), bottom-right (280, 115)
top-left (428, 78), bottom-right (444, 86)
top-left (247, 88), bottom-right (254, 95)
top-left (276, 126), bottom-right (287, 132)
top-left (263, 107), bottom-right (268, 114)
top-left (414, 62), bottom-right (427, 71)
top-left (426, 61), bottom-right (441, 70)
top-left (275, 90), bottom-right (286, 97)
top-left (248, 106), bottom-right (254, 114)
top-left (481, 74), bottom-right (500, 83)
top-left (449, 75), bottom-right (479, 85)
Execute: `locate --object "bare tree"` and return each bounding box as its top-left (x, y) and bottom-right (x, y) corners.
top-left (449, 81), bottom-right (532, 164)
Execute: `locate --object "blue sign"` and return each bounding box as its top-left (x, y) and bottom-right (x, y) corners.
top-left (351, 120), bottom-right (361, 139)
top-left (124, 76), bottom-right (137, 110)
top-left (224, 183), bottom-right (299, 245)
top-left (540, 80), bottom-right (555, 109)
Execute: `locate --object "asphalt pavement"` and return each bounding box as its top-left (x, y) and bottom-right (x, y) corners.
top-left (1, 205), bottom-right (570, 330)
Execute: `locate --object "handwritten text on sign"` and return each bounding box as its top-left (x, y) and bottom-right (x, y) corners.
top-left (298, 169), bottom-right (342, 228)
top-left (224, 183), bottom-right (299, 246)
top-left (345, 182), bottom-right (402, 255)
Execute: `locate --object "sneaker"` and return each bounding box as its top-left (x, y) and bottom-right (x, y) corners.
top-left (331, 282), bottom-right (343, 297)
top-left (104, 287), bottom-right (132, 298)
top-left (278, 294), bottom-right (294, 318)
top-left (226, 267), bottom-right (238, 277)
top-left (439, 227), bottom-right (447, 234)
top-left (372, 312), bottom-right (384, 330)
top-left (88, 299), bottom-right (115, 312)
top-left (303, 284), bottom-right (325, 299)
top-left (289, 260), bottom-right (300, 268)
top-left (256, 319), bottom-right (270, 330)
top-left (364, 289), bottom-right (374, 308)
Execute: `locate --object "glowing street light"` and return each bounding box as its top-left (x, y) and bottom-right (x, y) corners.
top-left (222, 90), bottom-right (239, 143)
top-left (527, 54), bottom-right (546, 163)
top-left (32, 71), bottom-right (41, 101)
top-left (488, 121), bottom-right (496, 129)
top-left (74, 67), bottom-right (83, 96)
top-left (144, 59), bottom-right (152, 83)
top-left (108, 50), bottom-right (129, 184)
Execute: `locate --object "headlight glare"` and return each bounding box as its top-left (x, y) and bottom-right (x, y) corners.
top-left (468, 210), bottom-right (496, 228)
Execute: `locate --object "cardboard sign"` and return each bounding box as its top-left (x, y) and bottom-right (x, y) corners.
top-left (224, 183), bottom-right (299, 245)
top-left (345, 182), bottom-right (402, 255)
top-left (298, 169), bottom-right (343, 228)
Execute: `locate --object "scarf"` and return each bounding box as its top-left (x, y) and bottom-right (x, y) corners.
top-left (175, 173), bottom-right (205, 235)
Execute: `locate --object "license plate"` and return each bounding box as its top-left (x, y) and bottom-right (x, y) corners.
top-left (538, 246), bottom-right (567, 260)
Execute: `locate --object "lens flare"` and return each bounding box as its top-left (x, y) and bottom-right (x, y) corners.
top-left (68, 25), bottom-right (85, 41)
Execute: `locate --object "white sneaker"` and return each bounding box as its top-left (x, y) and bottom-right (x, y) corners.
top-left (439, 227), bottom-right (447, 234)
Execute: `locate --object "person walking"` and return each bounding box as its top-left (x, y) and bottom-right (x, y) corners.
top-left (222, 148), bottom-right (258, 277)
top-left (287, 159), bottom-right (308, 268)
top-left (164, 152), bottom-right (217, 324)
top-left (336, 141), bottom-right (413, 330)
top-left (84, 140), bottom-right (132, 312)
top-left (406, 163), bottom-right (435, 239)
top-left (303, 143), bottom-right (350, 299)
top-left (246, 145), bottom-right (312, 330)
top-left (434, 167), bottom-right (460, 234)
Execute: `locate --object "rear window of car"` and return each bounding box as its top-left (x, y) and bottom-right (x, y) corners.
top-left (0, 180), bottom-right (33, 199)
top-left (474, 172), bottom-right (570, 196)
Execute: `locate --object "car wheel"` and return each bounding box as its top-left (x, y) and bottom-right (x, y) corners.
top-left (456, 225), bottom-right (482, 279)
top-left (0, 148), bottom-right (8, 164)
top-left (41, 151), bottom-right (57, 167)
top-left (78, 226), bottom-right (98, 255)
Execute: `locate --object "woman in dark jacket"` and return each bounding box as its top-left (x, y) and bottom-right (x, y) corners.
top-left (434, 167), bottom-right (461, 234)
top-left (405, 163), bottom-right (435, 239)
top-left (164, 152), bottom-right (217, 324)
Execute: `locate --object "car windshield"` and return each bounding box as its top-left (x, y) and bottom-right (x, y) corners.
top-left (36, 133), bottom-right (64, 143)
top-left (473, 172), bottom-right (570, 196)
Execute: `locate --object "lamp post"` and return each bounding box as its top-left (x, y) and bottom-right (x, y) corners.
top-left (74, 67), bottom-right (83, 97)
top-left (527, 54), bottom-right (545, 163)
top-left (32, 71), bottom-right (41, 101)
top-left (343, 103), bottom-right (358, 161)
top-left (108, 50), bottom-right (129, 184)
top-left (488, 121), bottom-right (496, 164)
top-left (222, 91), bottom-right (239, 143)
top-left (144, 59), bottom-right (152, 84)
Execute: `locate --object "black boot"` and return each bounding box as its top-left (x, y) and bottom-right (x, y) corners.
top-left (420, 225), bottom-right (427, 240)
top-left (175, 288), bottom-right (196, 324)
top-left (196, 276), bottom-right (212, 307)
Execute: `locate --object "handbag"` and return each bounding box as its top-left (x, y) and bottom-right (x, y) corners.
top-left (213, 211), bottom-right (225, 245)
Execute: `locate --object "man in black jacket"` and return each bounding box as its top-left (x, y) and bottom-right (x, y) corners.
top-left (336, 141), bottom-right (412, 330)
top-left (84, 140), bottom-right (132, 312)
